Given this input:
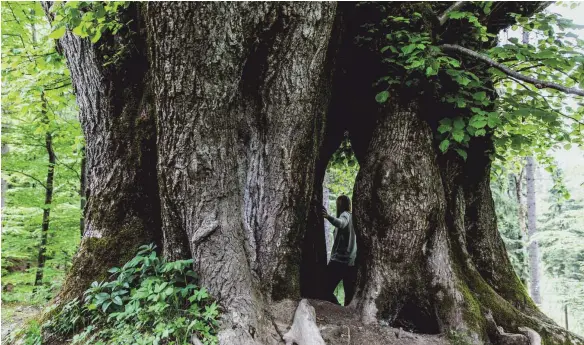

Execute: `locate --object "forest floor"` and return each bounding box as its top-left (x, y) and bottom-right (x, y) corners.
top-left (271, 299), bottom-right (449, 345)
top-left (1, 303), bottom-right (42, 341)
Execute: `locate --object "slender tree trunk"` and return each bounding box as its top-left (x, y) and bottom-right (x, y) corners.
top-left (565, 304), bottom-right (569, 331)
top-left (34, 92), bottom-right (55, 287)
top-left (513, 168), bottom-right (528, 285)
top-left (1, 143), bottom-right (8, 209)
top-left (514, 168), bottom-right (527, 236)
top-left (323, 177), bottom-right (331, 262)
top-left (526, 156), bottom-right (542, 304)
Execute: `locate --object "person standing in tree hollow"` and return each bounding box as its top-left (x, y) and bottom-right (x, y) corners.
top-left (322, 195), bottom-right (357, 305)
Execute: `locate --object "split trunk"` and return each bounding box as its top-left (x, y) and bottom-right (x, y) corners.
top-left (45, 2), bottom-right (580, 345)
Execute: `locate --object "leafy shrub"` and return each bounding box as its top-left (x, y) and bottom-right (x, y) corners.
top-left (43, 244), bottom-right (219, 345)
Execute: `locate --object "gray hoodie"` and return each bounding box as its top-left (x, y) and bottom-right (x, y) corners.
top-left (327, 211), bottom-right (357, 266)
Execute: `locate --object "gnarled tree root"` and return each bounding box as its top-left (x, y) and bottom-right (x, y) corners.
top-left (485, 311), bottom-right (543, 345)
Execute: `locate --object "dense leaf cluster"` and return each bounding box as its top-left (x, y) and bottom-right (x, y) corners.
top-left (362, 2), bottom-right (583, 167)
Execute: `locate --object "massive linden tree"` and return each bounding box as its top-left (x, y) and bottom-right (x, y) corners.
top-left (38, 2), bottom-right (584, 344)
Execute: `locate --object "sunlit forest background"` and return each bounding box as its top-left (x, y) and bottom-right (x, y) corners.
top-left (2, 1), bottom-right (583, 339)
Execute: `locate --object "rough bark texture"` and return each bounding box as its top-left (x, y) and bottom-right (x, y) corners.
top-left (352, 100), bottom-right (479, 340)
top-left (145, 3), bottom-right (337, 343)
top-left (463, 140), bottom-right (535, 312)
top-left (79, 147), bottom-right (86, 236)
top-left (525, 156), bottom-right (542, 304)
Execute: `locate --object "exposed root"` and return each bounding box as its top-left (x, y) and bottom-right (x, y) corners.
top-left (283, 299), bottom-right (326, 345)
top-left (485, 311), bottom-right (540, 345)
top-left (518, 327), bottom-right (541, 345)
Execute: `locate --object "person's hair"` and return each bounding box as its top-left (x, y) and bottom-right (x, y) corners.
top-left (336, 195), bottom-right (351, 217)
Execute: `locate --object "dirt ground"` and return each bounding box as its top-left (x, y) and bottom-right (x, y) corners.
top-left (1, 304), bottom-right (42, 342)
top-left (270, 299), bottom-right (450, 345)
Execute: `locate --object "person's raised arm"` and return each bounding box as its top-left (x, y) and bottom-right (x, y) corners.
top-left (322, 207), bottom-right (349, 228)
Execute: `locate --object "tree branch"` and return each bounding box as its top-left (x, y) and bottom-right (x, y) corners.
top-left (44, 82), bottom-right (72, 91)
top-left (439, 1), bottom-right (466, 25)
top-left (510, 77), bottom-right (584, 126)
top-left (441, 44), bottom-right (584, 97)
top-left (3, 169), bottom-right (48, 190)
top-left (54, 153), bottom-right (82, 180)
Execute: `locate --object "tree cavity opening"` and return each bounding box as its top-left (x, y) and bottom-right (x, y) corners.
top-left (322, 133), bottom-right (360, 306)
top-left (391, 299), bottom-right (441, 334)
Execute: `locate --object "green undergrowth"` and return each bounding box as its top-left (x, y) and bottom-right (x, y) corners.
top-left (446, 330), bottom-right (474, 345)
top-left (14, 244), bottom-right (219, 345)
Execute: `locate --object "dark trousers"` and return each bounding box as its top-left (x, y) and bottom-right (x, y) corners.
top-left (323, 261), bottom-right (357, 306)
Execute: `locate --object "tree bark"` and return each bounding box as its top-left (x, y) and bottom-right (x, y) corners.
top-left (79, 146), bottom-right (86, 236)
top-left (565, 304), bottom-right (569, 331)
top-left (526, 156), bottom-right (542, 304)
top-left (513, 169), bottom-right (527, 237)
top-left (43, 2), bottom-right (163, 303)
top-left (145, 3), bottom-right (337, 343)
top-left (353, 100), bottom-right (457, 326)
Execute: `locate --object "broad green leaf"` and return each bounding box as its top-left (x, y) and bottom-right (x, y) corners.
top-left (91, 29), bottom-right (102, 43)
top-left (455, 148), bottom-right (468, 160)
top-left (49, 26), bottom-right (66, 39)
top-left (453, 117), bottom-right (465, 129)
top-left (452, 129), bottom-right (465, 142)
top-left (472, 91), bottom-right (487, 101)
top-left (439, 139), bottom-right (450, 152)
top-left (375, 91), bottom-right (389, 104)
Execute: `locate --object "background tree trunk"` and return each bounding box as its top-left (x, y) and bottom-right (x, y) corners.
top-left (1, 143), bottom-right (8, 209)
top-left (526, 156), bottom-right (542, 304)
top-left (34, 93), bottom-right (55, 288)
top-left (514, 168), bottom-right (527, 236)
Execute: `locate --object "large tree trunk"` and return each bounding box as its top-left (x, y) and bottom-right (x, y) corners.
top-left (43, 2), bottom-right (583, 345)
top-left (145, 3), bottom-right (337, 343)
top-left (44, 2), bottom-right (163, 303)
top-left (352, 99), bottom-right (471, 334)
